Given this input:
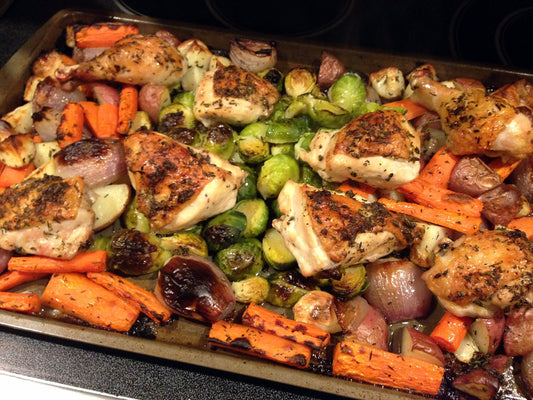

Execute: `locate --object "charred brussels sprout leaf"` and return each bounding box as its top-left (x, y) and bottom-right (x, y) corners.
top-left (202, 209), bottom-right (247, 252)
top-left (232, 276), bottom-right (270, 304)
top-left (300, 162), bottom-right (323, 188)
top-left (160, 231), bottom-right (209, 258)
top-left (266, 270), bottom-right (319, 308)
top-left (215, 237), bottom-right (264, 281)
top-left (328, 72), bottom-right (366, 115)
top-left (257, 154), bottom-right (300, 199)
top-left (158, 102), bottom-right (196, 132)
top-left (109, 229), bottom-right (170, 276)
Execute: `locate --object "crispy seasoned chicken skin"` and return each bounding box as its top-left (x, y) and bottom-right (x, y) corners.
top-left (298, 109), bottom-right (420, 189)
top-left (193, 64), bottom-right (279, 127)
top-left (422, 229), bottom-right (533, 318)
top-left (124, 130), bottom-right (246, 233)
top-left (56, 35), bottom-right (186, 86)
top-left (0, 175), bottom-right (94, 259)
top-left (272, 180), bottom-right (416, 277)
top-left (410, 73), bottom-right (533, 160)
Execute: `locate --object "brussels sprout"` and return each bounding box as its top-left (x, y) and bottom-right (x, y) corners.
top-left (268, 198), bottom-right (282, 219)
top-left (232, 276), bottom-right (270, 304)
top-left (270, 143), bottom-right (294, 157)
top-left (330, 265), bottom-right (368, 299)
top-left (283, 99), bottom-right (307, 119)
top-left (236, 164), bottom-right (258, 202)
top-left (160, 231), bottom-right (209, 258)
top-left (258, 68), bottom-right (284, 92)
top-left (123, 196), bottom-right (150, 233)
top-left (267, 95), bottom-right (292, 122)
top-left (128, 111), bottom-right (152, 134)
top-left (300, 162), bottom-right (323, 188)
top-left (262, 227), bottom-right (296, 271)
top-left (257, 154), bottom-right (300, 199)
top-left (236, 122), bottom-right (270, 164)
top-left (202, 209), bottom-right (247, 252)
top-left (265, 121), bottom-right (301, 144)
top-left (109, 229), bottom-right (171, 276)
top-left (284, 67), bottom-right (317, 98)
top-left (294, 131), bottom-right (317, 154)
top-left (215, 237), bottom-right (264, 281)
top-left (200, 123), bottom-right (236, 159)
top-left (172, 91), bottom-right (195, 109)
top-left (234, 198), bottom-right (269, 238)
top-left (166, 127), bottom-right (200, 146)
top-left (158, 102), bottom-right (196, 132)
top-left (353, 102), bottom-right (383, 117)
top-left (89, 236), bottom-right (111, 254)
top-left (266, 270), bottom-right (319, 308)
top-left (328, 72), bottom-right (366, 115)
top-left (302, 95), bottom-right (351, 129)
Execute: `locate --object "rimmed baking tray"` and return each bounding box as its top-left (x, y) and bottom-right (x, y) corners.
top-left (1, 8), bottom-right (532, 400)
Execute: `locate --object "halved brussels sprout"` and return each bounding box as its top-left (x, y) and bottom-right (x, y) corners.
top-left (262, 227), bottom-right (296, 271)
top-left (270, 143), bottom-right (295, 157)
top-left (265, 121), bottom-right (301, 144)
top-left (236, 163), bottom-right (258, 202)
top-left (232, 276), bottom-right (270, 304)
top-left (284, 67), bottom-right (317, 98)
top-left (160, 231), bottom-right (209, 258)
top-left (128, 111), bottom-right (152, 134)
top-left (328, 72), bottom-right (366, 115)
top-left (301, 95), bottom-right (351, 129)
top-left (294, 131), bottom-right (317, 155)
top-left (234, 198), bottom-right (269, 238)
top-left (330, 265), bottom-right (368, 299)
top-left (200, 123), bottom-right (236, 159)
top-left (158, 102), bottom-right (196, 132)
top-left (202, 209), bottom-right (248, 252)
top-left (236, 122), bottom-right (270, 164)
top-left (258, 68), bottom-right (284, 92)
top-left (257, 154), bottom-right (300, 199)
top-left (123, 196), bottom-right (150, 233)
top-left (266, 270), bottom-right (319, 308)
top-left (215, 237), bottom-right (264, 281)
top-left (300, 162), bottom-right (323, 188)
top-left (172, 91), bottom-right (195, 109)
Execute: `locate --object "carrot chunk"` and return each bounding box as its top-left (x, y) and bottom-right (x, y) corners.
top-left (488, 157), bottom-right (522, 180)
top-left (0, 292), bottom-right (41, 313)
top-left (41, 272), bottom-right (140, 332)
top-left (57, 102), bottom-right (85, 148)
top-left (417, 146), bottom-right (460, 188)
top-left (79, 101), bottom-right (99, 135)
top-left (242, 303), bottom-right (330, 349)
top-left (430, 311), bottom-right (473, 353)
top-left (332, 341), bottom-right (444, 396)
top-left (0, 162), bottom-right (35, 188)
top-left (96, 103), bottom-right (119, 138)
top-left (117, 85), bottom-right (139, 135)
top-left (382, 98), bottom-right (428, 120)
top-left (507, 216), bottom-right (533, 240)
top-left (0, 271), bottom-right (48, 291)
top-left (8, 251), bottom-right (108, 274)
top-left (336, 180), bottom-right (377, 200)
top-left (87, 271), bottom-right (172, 324)
top-left (74, 23), bottom-right (139, 49)
top-left (208, 320), bottom-right (312, 369)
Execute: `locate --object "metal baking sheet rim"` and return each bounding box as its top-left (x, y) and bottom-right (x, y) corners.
top-left (0, 8), bottom-right (532, 400)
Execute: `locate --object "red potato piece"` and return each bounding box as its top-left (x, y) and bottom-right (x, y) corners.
top-left (401, 326), bottom-right (445, 367)
top-left (469, 314), bottom-right (505, 354)
top-left (317, 51), bottom-right (346, 90)
top-left (521, 351), bottom-right (533, 398)
top-left (504, 306), bottom-right (533, 356)
top-left (448, 156), bottom-right (502, 197)
top-left (478, 184), bottom-right (524, 226)
top-left (452, 368), bottom-right (500, 400)
top-left (90, 83), bottom-right (120, 106)
top-left (344, 304), bottom-right (388, 351)
top-left (138, 84), bottom-right (171, 124)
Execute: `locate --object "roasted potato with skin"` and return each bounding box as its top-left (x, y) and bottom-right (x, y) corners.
top-left (448, 156), bottom-right (501, 197)
top-left (478, 184), bottom-right (524, 226)
top-left (317, 51), bottom-right (346, 90)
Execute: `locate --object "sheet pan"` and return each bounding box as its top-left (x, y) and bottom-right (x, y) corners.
top-left (1, 8), bottom-right (532, 400)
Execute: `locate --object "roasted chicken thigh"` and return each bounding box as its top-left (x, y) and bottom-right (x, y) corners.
top-left (124, 130), bottom-right (246, 233)
top-left (0, 175), bottom-right (94, 259)
top-left (298, 110), bottom-right (421, 189)
top-left (273, 180), bottom-right (416, 277)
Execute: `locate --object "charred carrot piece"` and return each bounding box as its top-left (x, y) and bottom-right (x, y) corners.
top-left (378, 197), bottom-right (482, 235)
top-left (117, 85), bottom-right (139, 135)
top-left (79, 101), bottom-right (99, 135)
top-left (417, 146), bottom-right (460, 188)
top-left (96, 103), bottom-right (119, 138)
top-left (332, 341), bottom-right (444, 396)
top-left (488, 157), bottom-right (522, 180)
top-left (242, 303), bottom-right (330, 349)
top-left (208, 320), bottom-right (312, 369)
top-left (0, 271), bottom-right (48, 291)
top-left (337, 180), bottom-right (377, 200)
top-left (0, 292), bottom-right (41, 313)
top-left (430, 311), bottom-right (473, 353)
top-left (41, 272), bottom-right (140, 332)
top-left (57, 102), bottom-right (85, 148)
top-left (86, 271), bottom-right (172, 324)
top-left (74, 23), bottom-right (139, 49)
top-left (382, 98), bottom-right (428, 120)
top-left (507, 216), bottom-right (533, 239)
top-left (0, 162), bottom-right (35, 188)
top-left (8, 251), bottom-right (108, 274)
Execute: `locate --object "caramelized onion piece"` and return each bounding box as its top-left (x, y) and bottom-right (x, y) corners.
top-left (229, 38), bottom-right (277, 74)
top-left (155, 255), bottom-right (235, 323)
top-left (55, 138), bottom-right (127, 188)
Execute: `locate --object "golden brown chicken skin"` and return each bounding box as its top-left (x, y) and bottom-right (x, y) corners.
top-left (124, 130), bottom-right (246, 233)
top-left (422, 229), bottom-right (533, 318)
top-left (194, 64), bottom-right (279, 127)
top-left (0, 175), bottom-right (94, 258)
top-left (273, 181), bottom-right (417, 276)
top-left (56, 35), bottom-right (186, 86)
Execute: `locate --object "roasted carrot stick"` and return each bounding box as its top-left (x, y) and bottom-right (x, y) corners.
top-left (57, 102), bottom-right (85, 148)
top-left (0, 271), bottom-right (48, 291)
top-left (8, 251), bottom-right (108, 274)
top-left (242, 303), bottom-right (330, 349)
top-left (430, 311), bottom-right (473, 353)
top-left (79, 101), bottom-right (99, 135)
top-left (378, 197), bottom-right (482, 235)
top-left (0, 162), bottom-right (35, 188)
top-left (209, 320), bottom-right (312, 369)
top-left (417, 146), bottom-right (460, 188)
top-left (382, 98), bottom-right (428, 120)
top-left (332, 341), bottom-right (444, 396)
top-left (507, 216), bottom-right (533, 239)
top-left (117, 85), bottom-right (139, 135)
top-left (41, 272), bottom-right (140, 332)
top-left (86, 271), bottom-right (172, 324)
top-left (337, 180), bottom-right (377, 200)
top-left (96, 103), bottom-right (119, 138)
top-left (74, 23), bottom-right (140, 49)
top-left (0, 292), bottom-right (41, 313)
top-left (397, 179), bottom-right (483, 217)
top-left (488, 157), bottom-right (522, 180)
